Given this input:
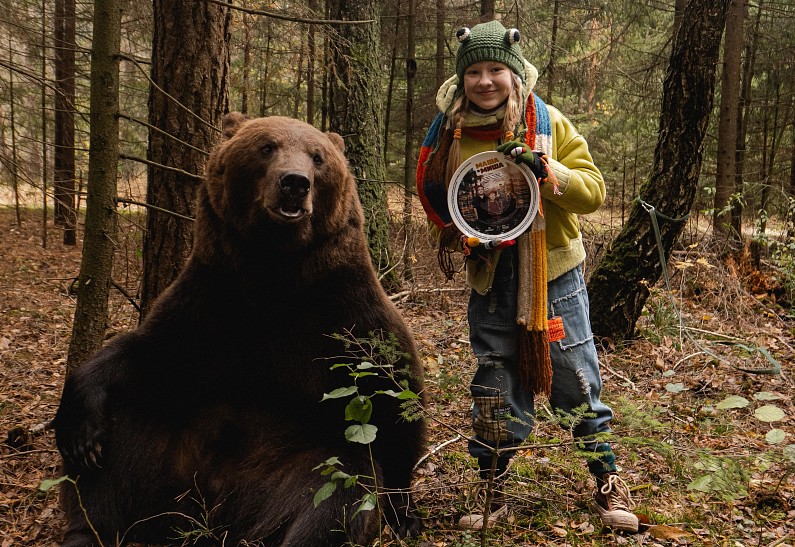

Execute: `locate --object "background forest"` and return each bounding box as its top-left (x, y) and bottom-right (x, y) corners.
top-left (1, 0), bottom-right (794, 545)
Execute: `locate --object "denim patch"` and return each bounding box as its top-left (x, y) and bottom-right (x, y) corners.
top-left (549, 285), bottom-right (593, 350)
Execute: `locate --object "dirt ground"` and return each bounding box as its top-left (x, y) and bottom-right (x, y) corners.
top-left (1, 207), bottom-right (794, 546)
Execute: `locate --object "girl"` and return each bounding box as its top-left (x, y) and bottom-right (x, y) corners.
top-left (416, 20), bottom-right (638, 533)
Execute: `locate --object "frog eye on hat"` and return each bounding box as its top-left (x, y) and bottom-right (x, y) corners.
top-left (506, 28), bottom-right (520, 45)
top-left (456, 27), bottom-right (471, 42)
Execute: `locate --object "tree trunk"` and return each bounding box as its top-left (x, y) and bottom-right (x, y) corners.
top-left (402, 0), bottom-right (416, 281)
top-left (54, 0), bottom-right (77, 245)
top-left (480, 0), bottom-right (494, 22)
top-left (788, 62), bottom-right (795, 240)
top-left (327, 0), bottom-right (395, 288)
top-left (733, 0), bottom-right (763, 237)
top-left (712, 0), bottom-right (745, 242)
top-left (8, 42), bottom-right (21, 227)
top-left (292, 45), bottom-right (304, 119)
top-left (588, 0), bottom-right (731, 343)
top-left (758, 70), bottom-right (785, 236)
top-left (435, 0), bottom-right (445, 89)
top-left (674, 0), bottom-right (688, 33)
top-left (259, 28), bottom-right (271, 117)
top-left (321, 2), bottom-right (329, 131)
top-left (586, 18), bottom-right (600, 115)
top-left (383, 15), bottom-right (400, 164)
top-left (545, 0), bottom-right (560, 104)
top-left (759, 103), bottom-right (769, 235)
top-left (66, 0), bottom-right (121, 372)
top-left (307, 0), bottom-right (318, 125)
top-left (140, 0), bottom-right (231, 318)
top-left (241, 9), bottom-right (251, 114)
top-left (41, 0), bottom-right (49, 248)
top-left (787, 103), bottom-right (795, 239)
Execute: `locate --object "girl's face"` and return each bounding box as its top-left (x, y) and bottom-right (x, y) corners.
top-left (463, 61), bottom-right (514, 111)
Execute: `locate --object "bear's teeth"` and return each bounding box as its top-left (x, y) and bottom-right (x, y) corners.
top-left (278, 206), bottom-right (304, 218)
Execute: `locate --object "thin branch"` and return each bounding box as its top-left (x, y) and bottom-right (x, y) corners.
top-left (111, 281), bottom-right (141, 312)
top-left (118, 154), bottom-right (204, 182)
top-left (414, 435), bottom-right (462, 469)
top-left (118, 53), bottom-right (220, 134)
top-left (115, 197), bottom-right (195, 222)
top-left (204, 0), bottom-right (375, 25)
top-left (118, 113), bottom-right (210, 157)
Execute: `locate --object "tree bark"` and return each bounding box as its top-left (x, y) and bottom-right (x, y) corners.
top-left (241, 9), bottom-right (251, 114)
top-left (758, 70), bottom-right (785, 236)
top-left (733, 0), bottom-right (763, 237)
top-left (306, 0), bottom-right (318, 125)
top-left (674, 0), bottom-right (688, 33)
top-left (712, 0), bottom-right (745, 241)
top-left (788, 94), bottom-right (795, 239)
top-left (327, 0), bottom-right (395, 287)
top-left (66, 0), bottom-right (121, 372)
top-left (259, 27), bottom-right (272, 117)
top-left (435, 0), bottom-right (445, 89)
top-left (383, 14), bottom-right (400, 164)
top-left (41, 0), bottom-right (49, 248)
top-left (140, 0), bottom-right (231, 318)
top-left (588, 0), bottom-right (732, 343)
top-left (54, 0), bottom-right (76, 245)
top-left (8, 42), bottom-right (21, 227)
top-left (480, 0), bottom-right (494, 22)
top-left (402, 0), bottom-right (416, 281)
top-left (545, 0), bottom-right (560, 104)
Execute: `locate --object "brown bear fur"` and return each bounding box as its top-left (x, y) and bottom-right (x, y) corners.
top-left (53, 114), bottom-right (427, 546)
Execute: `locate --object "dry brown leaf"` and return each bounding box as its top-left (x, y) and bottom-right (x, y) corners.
top-left (648, 524), bottom-right (692, 540)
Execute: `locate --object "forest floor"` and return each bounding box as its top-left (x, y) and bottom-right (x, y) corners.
top-left (1, 206), bottom-right (794, 547)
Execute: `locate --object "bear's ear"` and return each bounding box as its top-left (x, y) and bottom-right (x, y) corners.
top-left (326, 132), bottom-right (345, 153)
top-left (222, 112), bottom-right (250, 141)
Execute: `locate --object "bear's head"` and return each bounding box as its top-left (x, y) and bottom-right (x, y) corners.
top-left (203, 113), bottom-right (360, 251)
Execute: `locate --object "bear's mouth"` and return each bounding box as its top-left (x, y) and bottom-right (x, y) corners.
top-left (272, 203), bottom-right (309, 220)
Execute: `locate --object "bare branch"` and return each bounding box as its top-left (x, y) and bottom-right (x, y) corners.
top-left (118, 153), bottom-right (204, 182)
top-left (115, 197), bottom-right (196, 222)
top-left (203, 0), bottom-right (374, 25)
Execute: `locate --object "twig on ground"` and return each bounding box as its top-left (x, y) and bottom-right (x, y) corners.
top-left (415, 434), bottom-right (462, 469)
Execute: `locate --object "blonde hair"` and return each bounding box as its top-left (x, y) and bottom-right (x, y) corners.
top-left (444, 72), bottom-right (525, 185)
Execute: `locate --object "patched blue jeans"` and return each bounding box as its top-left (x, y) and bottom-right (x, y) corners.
top-left (467, 246), bottom-right (616, 478)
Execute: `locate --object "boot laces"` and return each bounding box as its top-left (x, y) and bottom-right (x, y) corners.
top-left (600, 474), bottom-right (635, 512)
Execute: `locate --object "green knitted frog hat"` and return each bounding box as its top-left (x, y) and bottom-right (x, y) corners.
top-left (455, 20), bottom-right (525, 84)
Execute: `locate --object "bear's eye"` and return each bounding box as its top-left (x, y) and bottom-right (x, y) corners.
top-left (261, 144), bottom-right (275, 156)
top-left (312, 153), bottom-right (324, 166)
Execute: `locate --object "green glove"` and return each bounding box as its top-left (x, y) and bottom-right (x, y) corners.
top-left (496, 141), bottom-right (548, 182)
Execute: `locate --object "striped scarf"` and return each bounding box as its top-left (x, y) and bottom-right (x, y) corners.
top-left (517, 92), bottom-right (552, 396)
top-left (416, 91), bottom-right (553, 396)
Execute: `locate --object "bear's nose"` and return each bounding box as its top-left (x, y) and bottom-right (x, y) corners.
top-left (279, 173), bottom-right (310, 198)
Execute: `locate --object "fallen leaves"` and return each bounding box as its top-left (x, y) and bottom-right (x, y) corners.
top-left (2, 209), bottom-right (795, 546)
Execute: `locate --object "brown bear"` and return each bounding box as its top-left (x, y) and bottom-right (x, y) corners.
top-left (53, 114), bottom-right (427, 546)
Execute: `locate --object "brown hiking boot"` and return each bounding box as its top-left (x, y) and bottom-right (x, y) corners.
top-left (594, 473), bottom-right (639, 533)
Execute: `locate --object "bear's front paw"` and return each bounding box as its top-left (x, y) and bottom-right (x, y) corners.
top-left (384, 491), bottom-right (423, 539)
top-left (54, 386), bottom-right (107, 473)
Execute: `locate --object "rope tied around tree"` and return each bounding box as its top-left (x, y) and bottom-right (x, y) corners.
top-left (638, 196), bottom-right (781, 376)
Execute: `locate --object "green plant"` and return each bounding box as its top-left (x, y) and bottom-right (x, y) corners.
top-left (40, 476), bottom-right (105, 547)
top-left (39, 475), bottom-right (228, 546)
top-left (314, 330), bottom-right (421, 514)
top-left (686, 452), bottom-right (751, 500)
top-left (636, 286), bottom-right (681, 344)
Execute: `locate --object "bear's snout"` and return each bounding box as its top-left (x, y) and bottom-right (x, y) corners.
top-left (272, 171), bottom-right (312, 220)
top-left (279, 172), bottom-right (310, 199)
